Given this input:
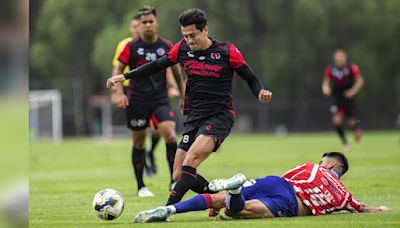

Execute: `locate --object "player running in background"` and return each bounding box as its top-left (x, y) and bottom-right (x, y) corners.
top-left (322, 48), bottom-right (364, 152)
top-left (134, 152), bottom-right (391, 223)
top-left (112, 6), bottom-right (184, 197)
top-left (106, 8), bottom-right (272, 205)
top-left (111, 14), bottom-right (181, 177)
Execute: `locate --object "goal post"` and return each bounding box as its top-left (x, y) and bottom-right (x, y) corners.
top-left (29, 90), bottom-right (62, 143)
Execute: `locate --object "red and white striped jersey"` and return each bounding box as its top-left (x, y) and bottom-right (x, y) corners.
top-left (282, 162), bottom-right (362, 215)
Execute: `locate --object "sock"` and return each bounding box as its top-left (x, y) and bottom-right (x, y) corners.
top-left (225, 188), bottom-right (245, 213)
top-left (132, 147), bottom-right (145, 190)
top-left (166, 142), bottom-right (177, 181)
top-left (335, 126), bottom-right (347, 144)
top-left (170, 194), bottom-right (212, 214)
top-left (148, 135), bottom-right (160, 167)
top-left (166, 166), bottom-right (196, 205)
top-left (190, 173), bottom-right (216, 194)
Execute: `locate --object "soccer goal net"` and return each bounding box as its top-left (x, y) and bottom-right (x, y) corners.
top-left (29, 90), bottom-right (62, 143)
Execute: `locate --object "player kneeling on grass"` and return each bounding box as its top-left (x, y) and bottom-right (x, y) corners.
top-left (134, 152), bottom-right (391, 223)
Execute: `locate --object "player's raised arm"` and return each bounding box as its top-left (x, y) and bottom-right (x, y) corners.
top-left (106, 55), bottom-right (173, 88)
top-left (229, 43), bottom-right (272, 104)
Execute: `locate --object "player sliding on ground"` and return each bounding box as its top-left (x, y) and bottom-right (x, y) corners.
top-left (134, 152), bottom-right (391, 223)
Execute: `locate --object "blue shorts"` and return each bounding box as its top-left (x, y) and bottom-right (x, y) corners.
top-left (241, 176), bottom-right (298, 217)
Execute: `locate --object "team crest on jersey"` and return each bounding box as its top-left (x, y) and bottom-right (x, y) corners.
top-left (137, 48), bottom-right (144, 55)
top-left (156, 48), bottom-right (165, 56)
top-left (211, 53), bottom-right (220, 60)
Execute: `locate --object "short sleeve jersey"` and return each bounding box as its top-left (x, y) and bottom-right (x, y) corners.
top-left (324, 64), bottom-right (360, 97)
top-left (118, 37), bottom-right (174, 101)
top-left (282, 162), bottom-right (362, 216)
top-left (112, 37), bottom-right (132, 87)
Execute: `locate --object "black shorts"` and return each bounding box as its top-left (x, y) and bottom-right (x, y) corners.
top-left (125, 100), bottom-right (174, 131)
top-left (178, 112), bottom-right (234, 152)
top-left (330, 97), bottom-right (356, 118)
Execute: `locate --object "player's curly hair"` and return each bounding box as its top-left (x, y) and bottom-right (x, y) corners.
top-left (178, 8), bottom-right (207, 31)
top-left (323, 152), bottom-right (349, 176)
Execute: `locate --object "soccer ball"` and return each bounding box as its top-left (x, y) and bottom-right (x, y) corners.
top-left (92, 189), bottom-right (124, 220)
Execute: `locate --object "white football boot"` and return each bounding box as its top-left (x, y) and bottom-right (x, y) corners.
top-left (134, 206), bottom-right (171, 223)
top-left (137, 187), bottom-right (154, 197)
top-left (208, 173), bottom-right (246, 192)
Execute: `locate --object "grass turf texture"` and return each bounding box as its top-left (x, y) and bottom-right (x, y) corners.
top-left (30, 132), bottom-right (400, 227)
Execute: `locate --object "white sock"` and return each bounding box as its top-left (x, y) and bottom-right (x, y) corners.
top-left (228, 187), bottom-right (242, 195)
top-left (166, 205), bottom-right (176, 215)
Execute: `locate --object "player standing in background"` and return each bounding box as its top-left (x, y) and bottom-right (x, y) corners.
top-left (134, 152), bottom-right (390, 223)
top-left (113, 6), bottom-right (184, 197)
top-left (106, 8), bottom-right (272, 205)
top-left (111, 14), bottom-right (181, 177)
top-left (322, 48), bottom-right (364, 152)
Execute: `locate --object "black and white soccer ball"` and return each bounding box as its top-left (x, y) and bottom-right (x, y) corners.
top-left (92, 189), bottom-right (124, 220)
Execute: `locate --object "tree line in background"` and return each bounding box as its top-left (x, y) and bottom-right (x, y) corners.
top-left (30, 0), bottom-right (400, 135)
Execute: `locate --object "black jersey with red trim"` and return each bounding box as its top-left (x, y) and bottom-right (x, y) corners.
top-left (168, 38), bottom-right (251, 119)
top-left (123, 38), bottom-right (265, 120)
top-left (324, 63), bottom-right (360, 97)
top-left (118, 37), bottom-right (174, 101)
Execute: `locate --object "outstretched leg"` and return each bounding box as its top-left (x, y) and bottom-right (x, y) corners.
top-left (134, 173), bottom-right (247, 223)
top-left (134, 191), bottom-right (226, 223)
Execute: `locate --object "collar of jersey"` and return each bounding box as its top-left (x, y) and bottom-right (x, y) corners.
top-left (329, 168), bottom-right (340, 179)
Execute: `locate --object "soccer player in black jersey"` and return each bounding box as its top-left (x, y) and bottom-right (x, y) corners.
top-left (113, 6), bottom-right (185, 197)
top-left (322, 48), bottom-right (364, 152)
top-left (107, 8), bottom-right (272, 205)
top-left (111, 14), bottom-right (180, 178)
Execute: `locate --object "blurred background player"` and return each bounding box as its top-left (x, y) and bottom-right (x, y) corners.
top-left (322, 48), bottom-right (364, 152)
top-left (111, 14), bottom-right (181, 177)
top-left (112, 6), bottom-right (184, 197)
top-left (134, 152), bottom-right (391, 223)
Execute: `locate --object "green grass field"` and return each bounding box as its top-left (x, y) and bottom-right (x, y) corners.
top-left (30, 132), bottom-right (400, 227)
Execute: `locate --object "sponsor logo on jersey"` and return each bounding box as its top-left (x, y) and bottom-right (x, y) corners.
top-left (183, 59), bottom-right (223, 78)
top-left (130, 118), bottom-right (146, 127)
top-left (137, 48), bottom-right (144, 55)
